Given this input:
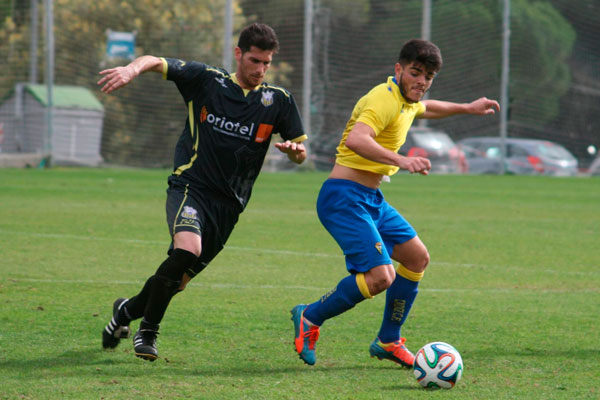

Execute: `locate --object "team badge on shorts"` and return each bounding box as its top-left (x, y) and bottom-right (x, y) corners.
top-left (374, 242), bottom-right (383, 254)
top-left (181, 206), bottom-right (198, 220)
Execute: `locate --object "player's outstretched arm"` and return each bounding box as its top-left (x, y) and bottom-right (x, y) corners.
top-left (346, 122), bottom-right (431, 175)
top-left (275, 140), bottom-right (307, 164)
top-left (98, 55), bottom-right (163, 94)
top-left (420, 97), bottom-right (500, 119)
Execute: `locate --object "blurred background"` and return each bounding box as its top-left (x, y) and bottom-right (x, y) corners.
top-left (0, 0), bottom-right (598, 175)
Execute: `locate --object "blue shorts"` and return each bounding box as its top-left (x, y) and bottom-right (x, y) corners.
top-left (316, 179), bottom-right (417, 273)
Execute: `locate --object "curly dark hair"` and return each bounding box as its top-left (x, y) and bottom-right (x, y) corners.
top-left (398, 39), bottom-right (443, 73)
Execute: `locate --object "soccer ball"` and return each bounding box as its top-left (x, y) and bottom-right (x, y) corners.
top-left (413, 342), bottom-right (463, 389)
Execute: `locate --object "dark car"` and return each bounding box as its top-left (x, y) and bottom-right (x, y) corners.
top-left (588, 155), bottom-right (600, 176)
top-left (400, 127), bottom-right (465, 174)
top-left (457, 137), bottom-right (579, 176)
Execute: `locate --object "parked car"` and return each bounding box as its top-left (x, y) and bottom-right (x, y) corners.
top-left (457, 137), bottom-right (579, 176)
top-left (588, 155), bottom-right (600, 176)
top-left (400, 127), bottom-right (465, 173)
top-left (458, 143), bottom-right (504, 174)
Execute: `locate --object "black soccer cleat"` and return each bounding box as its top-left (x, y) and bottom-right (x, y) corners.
top-left (133, 327), bottom-right (159, 361)
top-left (102, 298), bottom-right (131, 349)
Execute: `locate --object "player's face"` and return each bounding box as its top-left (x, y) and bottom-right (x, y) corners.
top-left (395, 62), bottom-right (436, 103)
top-left (235, 46), bottom-right (273, 89)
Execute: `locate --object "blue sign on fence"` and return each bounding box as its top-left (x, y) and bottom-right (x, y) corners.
top-left (106, 30), bottom-right (136, 60)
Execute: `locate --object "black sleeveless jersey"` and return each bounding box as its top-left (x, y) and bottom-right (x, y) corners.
top-left (162, 57), bottom-right (306, 210)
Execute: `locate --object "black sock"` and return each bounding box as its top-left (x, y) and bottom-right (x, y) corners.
top-left (119, 275), bottom-right (155, 324)
top-left (143, 249), bottom-right (198, 326)
top-left (139, 318), bottom-right (159, 332)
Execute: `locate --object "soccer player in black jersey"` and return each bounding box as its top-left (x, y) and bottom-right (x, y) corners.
top-left (97, 23), bottom-right (307, 361)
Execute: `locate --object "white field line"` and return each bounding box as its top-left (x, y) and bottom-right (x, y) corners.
top-left (0, 229), bottom-right (598, 278)
top-left (3, 277), bottom-right (598, 294)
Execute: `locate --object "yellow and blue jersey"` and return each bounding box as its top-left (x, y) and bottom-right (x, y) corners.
top-left (161, 57), bottom-right (306, 210)
top-left (335, 76), bottom-right (425, 175)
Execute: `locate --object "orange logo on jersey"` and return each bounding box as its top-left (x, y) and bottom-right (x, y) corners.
top-left (255, 124), bottom-right (274, 143)
top-left (200, 106), bottom-right (208, 123)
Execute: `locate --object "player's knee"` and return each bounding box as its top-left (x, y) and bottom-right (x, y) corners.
top-left (156, 248), bottom-right (198, 281)
top-left (404, 249), bottom-right (430, 273)
top-left (370, 275), bottom-right (394, 295)
top-left (366, 265), bottom-right (395, 295)
top-left (419, 250), bottom-right (430, 271)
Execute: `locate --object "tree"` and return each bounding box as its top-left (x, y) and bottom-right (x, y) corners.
top-left (546, 0), bottom-right (600, 163)
top-left (1, 0), bottom-right (247, 165)
top-left (509, 0), bottom-right (575, 128)
top-left (53, 0), bottom-right (245, 165)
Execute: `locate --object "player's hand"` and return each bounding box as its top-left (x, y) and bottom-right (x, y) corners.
top-left (398, 156), bottom-right (431, 175)
top-left (275, 140), bottom-right (307, 164)
top-left (97, 65), bottom-right (137, 94)
top-left (468, 97), bottom-right (500, 115)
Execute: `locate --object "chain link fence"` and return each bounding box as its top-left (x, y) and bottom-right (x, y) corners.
top-left (1, 0), bottom-right (598, 170)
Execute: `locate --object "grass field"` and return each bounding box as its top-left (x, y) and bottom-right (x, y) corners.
top-left (0, 168), bottom-right (598, 399)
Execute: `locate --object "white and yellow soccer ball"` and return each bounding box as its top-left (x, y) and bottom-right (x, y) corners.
top-left (413, 342), bottom-right (463, 389)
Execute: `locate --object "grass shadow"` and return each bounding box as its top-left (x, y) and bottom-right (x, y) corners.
top-left (0, 347), bottom-right (135, 376)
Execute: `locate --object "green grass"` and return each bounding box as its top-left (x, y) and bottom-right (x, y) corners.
top-left (0, 168), bottom-right (598, 399)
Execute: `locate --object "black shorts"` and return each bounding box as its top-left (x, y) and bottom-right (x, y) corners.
top-left (165, 176), bottom-right (240, 278)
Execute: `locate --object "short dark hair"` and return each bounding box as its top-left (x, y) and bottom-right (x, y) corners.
top-left (237, 23), bottom-right (280, 53)
top-left (399, 39), bottom-right (443, 73)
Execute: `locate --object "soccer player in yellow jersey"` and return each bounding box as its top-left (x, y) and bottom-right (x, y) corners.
top-left (291, 39), bottom-right (499, 366)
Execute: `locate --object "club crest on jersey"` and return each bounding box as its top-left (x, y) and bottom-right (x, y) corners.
top-left (261, 90), bottom-right (274, 107)
top-left (181, 206), bottom-right (198, 220)
top-left (374, 242), bottom-right (383, 254)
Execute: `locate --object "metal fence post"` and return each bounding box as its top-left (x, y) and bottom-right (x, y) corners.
top-left (499, 0), bottom-right (511, 174)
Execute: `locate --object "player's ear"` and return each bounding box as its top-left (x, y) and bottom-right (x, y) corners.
top-left (395, 62), bottom-right (403, 76)
top-left (234, 47), bottom-right (243, 63)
